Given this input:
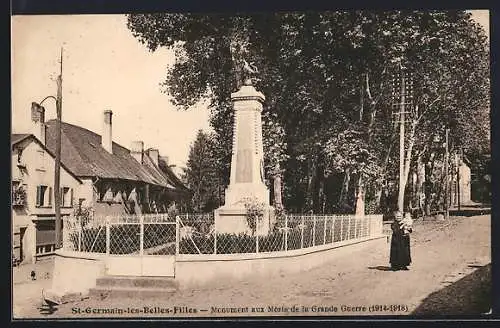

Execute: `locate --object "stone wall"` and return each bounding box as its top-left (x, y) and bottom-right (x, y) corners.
top-left (175, 235), bottom-right (386, 289)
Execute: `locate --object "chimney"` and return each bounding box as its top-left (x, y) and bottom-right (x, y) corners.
top-left (147, 148), bottom-right (159, 167)
top-left (160, 156), bottom-right (169, 165)
top-left (102, 110), bottom-right (113, 153)
top-left (31, 102), bottom-right (46, 144)
top-left (131, 141), bottom-right (144, 164)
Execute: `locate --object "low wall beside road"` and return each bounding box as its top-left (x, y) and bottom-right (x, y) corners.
top-left (175, 235), bottom-right (386, 289)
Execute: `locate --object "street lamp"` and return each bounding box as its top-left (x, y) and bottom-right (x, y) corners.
top-left (34, 48), bottom-right (64, 250)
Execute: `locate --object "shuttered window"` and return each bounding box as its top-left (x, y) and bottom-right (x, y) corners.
top-left (36, 186), bottom-right (48, 207)
top-left (61, 187), bottom-right (73, 207)
top-left (48, 187), bottom-right (52, 206)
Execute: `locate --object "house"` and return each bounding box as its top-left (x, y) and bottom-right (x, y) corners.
top-left (43, 110), bottom-right (190, 216)
top-left (471, 153), bottom-right (491, 204)
top-left (450, 156), bottom-right (472, 206)
top-left (12, 103), bottom-right (190, 263)
top-left (12, 129), bottom-right (82, 264)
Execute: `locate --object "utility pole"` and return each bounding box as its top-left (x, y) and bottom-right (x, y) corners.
top-left (457, 149), bottom-right (461, 211)
top-left (444, 128), bottom-right (450, 220)
top-left (397, 66), bottom-right (406, 213)
top-left (54, 47), bottom-right (63, 249)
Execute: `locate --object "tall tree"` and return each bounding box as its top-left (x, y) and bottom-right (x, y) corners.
top-left (127, 11), bottom-right (489, 214)
top-left (183, 130), bottom-right (220, 213)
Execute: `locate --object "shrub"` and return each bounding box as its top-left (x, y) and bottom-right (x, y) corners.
top-left (243, 196), bottom-right (265, 235)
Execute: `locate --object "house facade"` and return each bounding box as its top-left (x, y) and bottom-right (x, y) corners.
top-left (44, 110), bottom-right (190, 217)
top-left (12, 103), bottom-right (190, 263)
top-left (12, 133), bottom-right (82, 264)
top-left (450, 157), bottom-right (472, 206)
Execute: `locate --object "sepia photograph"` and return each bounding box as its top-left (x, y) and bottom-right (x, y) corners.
top-left (11, 9), bottom-right (491, 319)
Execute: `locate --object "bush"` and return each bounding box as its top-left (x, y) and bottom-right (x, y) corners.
top-left (243, 197), bottom-right (265, 235)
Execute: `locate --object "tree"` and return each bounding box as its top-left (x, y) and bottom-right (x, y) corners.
top-left (127, 11), bottom-right (489, 215)
top-left (183, 130), bottom-right (220, 213)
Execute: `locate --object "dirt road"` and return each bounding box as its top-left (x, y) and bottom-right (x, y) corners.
top-left (13, 214), bottom-right (491, 318)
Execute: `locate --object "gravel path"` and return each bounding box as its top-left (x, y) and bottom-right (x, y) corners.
top-left (13, 215), bottom-right (491, 318)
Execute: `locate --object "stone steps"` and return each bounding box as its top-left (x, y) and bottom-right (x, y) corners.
top-left (89, 275), bottom-right (178, 299)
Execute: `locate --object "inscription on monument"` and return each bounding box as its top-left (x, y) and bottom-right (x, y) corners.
top-left (235, 111), bottom-right (253, 183)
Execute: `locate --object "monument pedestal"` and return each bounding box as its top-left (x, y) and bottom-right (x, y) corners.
top-left (214, 80), bottom-right (275, 236)
top-left (215, 205), bottom-right (275, 236)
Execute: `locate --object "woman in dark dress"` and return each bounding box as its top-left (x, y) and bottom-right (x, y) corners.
top-left (390, 211), bottom-right (412, 271)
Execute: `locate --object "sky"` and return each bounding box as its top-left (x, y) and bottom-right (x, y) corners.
top-left (11, 15), bottom-right (211, 169)
top-left (11, 11), bottom-right (489, 168)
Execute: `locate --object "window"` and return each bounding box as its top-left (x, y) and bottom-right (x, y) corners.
top-left (36, 150), bottom-right (46, 171)
top-left (36, 186), bottom-right (47, 207)
top-left (61, 187), bottom-right (73, 207)
top-left (36, 185), bottom-right (52, 207)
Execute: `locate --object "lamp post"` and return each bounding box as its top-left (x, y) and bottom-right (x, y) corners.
top-left (34, 48), bottom-right (64, 249)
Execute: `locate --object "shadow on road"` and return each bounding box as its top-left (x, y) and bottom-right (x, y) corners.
top-left (367, 266), bottom-right (393, 271)
top-left (412, 263), bottom-right (491, 316)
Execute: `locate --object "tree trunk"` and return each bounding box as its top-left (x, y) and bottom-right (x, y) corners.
top-left (355, 174), bottom-right (365, 216)
top-left (399, 121), bottom-right (417, 213)
top-left (273, 167), bottom-right (283, 208)
top-left (339, 168), bottom-right (351, 212)
top-left (375, 140), bottom-right (396, 212)
top-left (306, 158), bottom-right (316, 213)
top-left (416, 155), bottom-right (425, 216)
top-left (424, 155), bottom-right (436, 216)
top-left (317, 165), bottom-right (326, 214)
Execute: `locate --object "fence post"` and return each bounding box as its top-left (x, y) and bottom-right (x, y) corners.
top-left (139, 215), bottom-right (144, 256)
top-left (300, 215), bottom-right (304, 249)
top-left (256, 232), bottom-right (259, 253)
top-left (323, 216), bottom-right (327, 245)
top-left (78, 216), bottom-right (82, 252)
top-left (348, 216), bottom-right (351, 239)
top-left (105, 219), bottom-right (110, 256)
top-left (213, 213), bottom-right (217, 255)
top-left (368, 215), bottom-right (372, 237)
top-left (175, 215), bottom-right (180, 255)
top-left (355, 215), bottom-right (359, 239)
top-left (331, 216), bottom-right (334, 243)
top-left (340, 216), bottom-right (344, 241)
top-left (284, 214), bottom-right (288, 251)
top-left (363, 215), bottom-right (368, 237)
top-left (312, 215), bottom-right (316, 246)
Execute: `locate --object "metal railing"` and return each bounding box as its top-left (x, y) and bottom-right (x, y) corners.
top-left (63, 213), bottom-right (177, 255)
top-left (177, 214), bottom-right (376, 255)
top-left (63, 213), bottom-right (380, 257)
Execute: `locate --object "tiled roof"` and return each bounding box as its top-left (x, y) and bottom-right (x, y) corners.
top-left (11, 134), bottom-right (31, 145)
top-left (44, 120), bottom-right (186, 191)
top-left (11, 133), bottom-right (82, 183)
top-left (158, 157), bottom-right (190, 193)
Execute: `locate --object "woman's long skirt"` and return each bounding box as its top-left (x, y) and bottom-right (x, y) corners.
top-left (390, 233), bottom-right (411, 268)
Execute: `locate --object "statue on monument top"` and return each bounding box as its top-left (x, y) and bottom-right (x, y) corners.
top-left (241, 58), bottom-right (259, 86)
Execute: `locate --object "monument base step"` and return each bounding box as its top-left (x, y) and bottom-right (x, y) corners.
top-left (89, 275), bottom-right (178, 299)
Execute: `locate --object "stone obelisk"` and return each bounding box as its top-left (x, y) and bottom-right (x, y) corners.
top-left (215, 76), bottom-right (274, 235)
